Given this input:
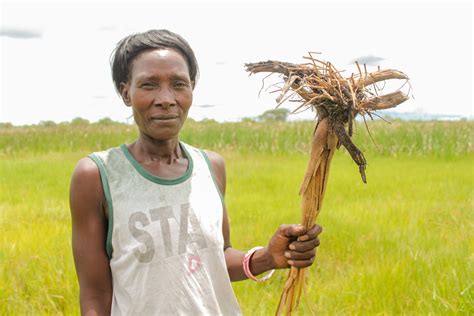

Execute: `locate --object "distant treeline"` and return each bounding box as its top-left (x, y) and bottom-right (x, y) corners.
top-left (0, 108), bottom-right (294, 129)
top-left (0, 119), bottom-right (472, 157)
top-left (0, 117), bottom-right (123, 129)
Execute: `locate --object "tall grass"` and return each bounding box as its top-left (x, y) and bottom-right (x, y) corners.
top-left (1, 120), bottom-right (472, 157)
top-left (1, 152), bottom-right (472, 315)
top-left (227, 153), bottom-right (474, 315)
top-left (1, 120), bottom-right (473, 314)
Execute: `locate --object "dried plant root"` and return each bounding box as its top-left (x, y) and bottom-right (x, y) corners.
top-left (245, 53), bottom-right (410, 316)
top-left (245, 56), bottom-right (409, 183)
top-left (360, 91), bottom-right (409, 111)
top-left (355, 69), bottom-right (408, 88)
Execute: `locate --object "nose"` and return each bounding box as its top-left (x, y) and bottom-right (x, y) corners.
top-left (153, 86), bottom-right (176, 109)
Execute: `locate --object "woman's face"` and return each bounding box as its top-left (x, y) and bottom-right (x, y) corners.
top-left (121, 48), bottom-right (193, 141)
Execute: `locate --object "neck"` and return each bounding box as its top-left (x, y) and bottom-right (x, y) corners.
top-left (132, 133), bottom-right (182, 163)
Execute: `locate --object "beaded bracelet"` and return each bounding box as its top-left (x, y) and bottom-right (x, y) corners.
top-left (243, 246), bottom-right (275, 282)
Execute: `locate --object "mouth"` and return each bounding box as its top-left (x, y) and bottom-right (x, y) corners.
top-left (151, 115), bottom-right (179, 121)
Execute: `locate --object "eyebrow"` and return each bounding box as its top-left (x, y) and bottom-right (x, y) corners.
top-left (135, 73), bottom-right (191, 82)
top-left (170, 74), bottom-right (191, 82)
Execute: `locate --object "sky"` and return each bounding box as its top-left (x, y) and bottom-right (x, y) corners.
top-left (1, 0), bottom-right (472, 125)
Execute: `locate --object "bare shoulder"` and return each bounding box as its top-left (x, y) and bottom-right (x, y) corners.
top-left (71, 157), bottom-right (102, 191)
top-left (203, 150), bottom-right (226, 173)
top-left (70, 157), bottom-right (104, 217)
top-left (73, 157), bottom-right (100, 176)
top-left (203, 150), bottom-right (226, 194)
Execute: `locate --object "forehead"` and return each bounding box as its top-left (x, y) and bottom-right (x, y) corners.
top-left (130, 48), bottom-right (190, 79)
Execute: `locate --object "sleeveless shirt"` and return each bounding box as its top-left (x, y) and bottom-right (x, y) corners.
top-left (89, 142), bottom-right (242, 315)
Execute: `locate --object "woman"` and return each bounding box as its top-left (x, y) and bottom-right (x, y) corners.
top-left (70, 29), bottom-right (322, 315)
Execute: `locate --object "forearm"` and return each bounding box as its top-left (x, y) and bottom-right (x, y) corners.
top-left (224, 247), bottom-right (275, 281)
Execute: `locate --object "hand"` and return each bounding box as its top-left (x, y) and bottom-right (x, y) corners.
top-left (266, 224), bottom-right (322, 269)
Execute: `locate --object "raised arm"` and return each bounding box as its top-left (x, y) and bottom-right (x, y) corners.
top-left (70, 158), bottom-right (113, 315)
top-left (204, 150), bottom-right (322, 282)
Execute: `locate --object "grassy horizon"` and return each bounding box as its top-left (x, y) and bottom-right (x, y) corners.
top-left (1, 120), bottom-right (472, 157)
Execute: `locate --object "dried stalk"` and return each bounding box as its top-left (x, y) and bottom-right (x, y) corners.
top-left (245, 54), bottom-right (410, 315)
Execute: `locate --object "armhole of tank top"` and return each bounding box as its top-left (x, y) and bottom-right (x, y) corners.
top-left (199, 149), bottom-right (225, 207)
top-left (88, 154), bottom-right (114, 259)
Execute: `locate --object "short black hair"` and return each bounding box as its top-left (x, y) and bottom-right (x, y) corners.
top-left (110, 29), bottom-right (199, 93)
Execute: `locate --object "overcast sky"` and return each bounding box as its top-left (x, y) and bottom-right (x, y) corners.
top-left (1, 0), bottom-right (472, 125)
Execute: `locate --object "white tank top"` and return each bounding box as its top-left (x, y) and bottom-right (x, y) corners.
top-left (89, 142), bottom-right (241, 315)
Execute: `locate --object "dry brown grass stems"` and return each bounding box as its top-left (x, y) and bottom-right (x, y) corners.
top-left (246, 53), bottom-right (410, 315)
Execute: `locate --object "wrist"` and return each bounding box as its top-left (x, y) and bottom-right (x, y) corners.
top-left (243, 246), bottom-right (275, 282)
top-left (249, 247), bottom-right (275, 275)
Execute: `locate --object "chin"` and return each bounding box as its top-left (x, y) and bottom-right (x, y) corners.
top-left (149, 129), bottom-right (180, 141)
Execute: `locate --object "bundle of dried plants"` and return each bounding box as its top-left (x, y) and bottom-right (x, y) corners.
top-left (245, 53), bottom-right (410, 315)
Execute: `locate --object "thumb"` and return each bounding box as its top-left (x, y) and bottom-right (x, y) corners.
top-left (278, 224), bottom-right (307, 238)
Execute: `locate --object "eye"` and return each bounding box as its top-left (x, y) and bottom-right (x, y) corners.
top-left (140, 82), bottom-right (156, 89)
top-left (173, 80), bottom-right (190, 88)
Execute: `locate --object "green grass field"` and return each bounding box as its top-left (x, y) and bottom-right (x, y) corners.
top-left (1, 121), bottom-right (473, 315)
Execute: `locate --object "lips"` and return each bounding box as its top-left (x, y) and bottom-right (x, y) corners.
top-left (150, 115), bottom-right (179, 121)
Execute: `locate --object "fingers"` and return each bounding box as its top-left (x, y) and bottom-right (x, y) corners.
top-left (287, 257), bottom-right (315, 269)
top-left (285, 249), bottom-right (315, 261)
top-left (278, 224), bottom-right (307, 238)
top-left (285, 226), bottom-right (321, 268)
top-left (298, 224), bottom-right (323, 241)
top-left (273, 223), bottom-right (323, 269)
top-left (285, 244), bottom-right (318, 268)
top-left (290, 237), bottom-right (320, 252)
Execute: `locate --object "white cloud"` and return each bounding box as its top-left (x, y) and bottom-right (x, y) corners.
top-left (0, 26), bottom-right (42, 39)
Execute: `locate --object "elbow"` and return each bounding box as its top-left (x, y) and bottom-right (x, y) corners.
top-left (80, 289), bottom-right (112, 316)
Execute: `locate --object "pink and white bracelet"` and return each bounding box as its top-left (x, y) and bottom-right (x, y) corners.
top-left (243, 246), bottom-right (275, 282)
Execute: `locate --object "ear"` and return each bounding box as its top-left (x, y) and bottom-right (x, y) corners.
top-left (120, 82), bottom-right (131, 107)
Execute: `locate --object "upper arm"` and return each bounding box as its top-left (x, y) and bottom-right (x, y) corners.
top-left (203, 150), bottom-right (232, 250)
top-left (70, 157), bottom-right (112, 313)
